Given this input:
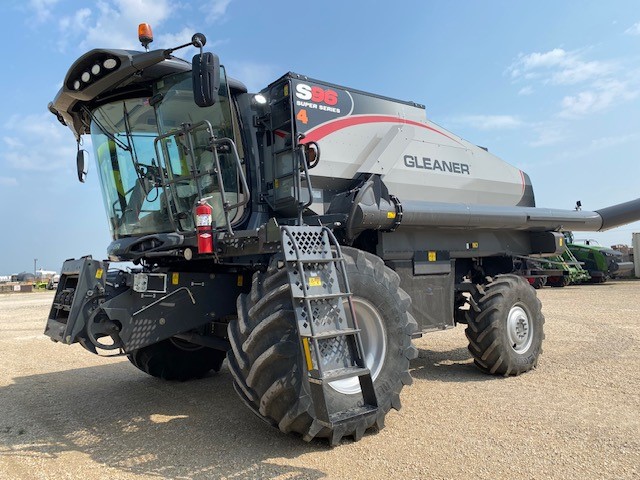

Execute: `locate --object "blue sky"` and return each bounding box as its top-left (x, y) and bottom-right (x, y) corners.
top-left (1, 0), bottom-right (639, 274)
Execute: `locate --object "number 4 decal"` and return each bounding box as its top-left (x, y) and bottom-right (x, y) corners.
top-left (296, 109), bottom-right (308, 124)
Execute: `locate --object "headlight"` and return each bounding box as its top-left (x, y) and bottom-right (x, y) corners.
top-left (91, 64), bottom-right (101, 75)
top-left (103, 58), bottom-right (117, 70)
top-left (253, 94), bottom-right (267, 105)
top-left (81, 71), bottom-right (91, 82)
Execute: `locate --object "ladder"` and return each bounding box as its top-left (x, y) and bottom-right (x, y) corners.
top-left (280, 226), bottom-right (378, 429)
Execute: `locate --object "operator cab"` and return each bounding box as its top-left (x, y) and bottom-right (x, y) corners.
top-left (90, 69), bottom-right (243, 238)
top-left (48, 28), bottom-right (249, 259)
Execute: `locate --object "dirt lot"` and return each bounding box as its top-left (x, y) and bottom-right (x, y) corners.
top-left (1, 282), bottom-right (639, 479)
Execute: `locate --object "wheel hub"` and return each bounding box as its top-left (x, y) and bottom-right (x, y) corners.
top-left (329, 297), bottom-right (387, 395)
top-left (507, 304), bottom-right (533, 353)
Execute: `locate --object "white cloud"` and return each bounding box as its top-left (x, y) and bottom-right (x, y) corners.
top-left (508, 48), bottom-right (615, 86)
top-left (2, 114), bottom-right (75, 172)
top-left (625, 22), bottom-right (640, 35)
top-left (508, 46), bottom-right (640, 118)
top-left (513, 48), bottom-right (567, 73)
top-left (54, 0), bottom-right (232, 53)
top-left (156, 27), bottom-right (196, 48)
top-left (28, 0), bottom-right (59, 23)
top-left (201, 0), bottom-right (232, 24)
top-left (551, 60), bottom-right (612, 85)
top-left (54, 0), bottom-right (174, 52)
top-left (83, 0), bottom-right (172, 50)
top-left (56, 7), bottom-right (92, 51)
top-left (451, 114), bottom-right (525, 131)
top-left (58, 8), bottom-right (91, 34)
top-left (3, 137), bottom-right (24, 149)
top-left (589, 133), bottom-right (638, 149)
top-left (557, 133), bottom-right (639, 160)
top-left (528, 127), bottom-right (566, 147)
top-left (559, 79), bottom-right (638, 117)
top-left (0, 177), bottom-right (18, 187)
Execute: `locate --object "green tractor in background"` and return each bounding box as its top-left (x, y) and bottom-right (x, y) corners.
top-left (565, 232), bottom-right (633, 283)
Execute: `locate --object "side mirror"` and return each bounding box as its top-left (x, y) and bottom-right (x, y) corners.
top-left (192, 52), bottom-right (220, 107)
top-left (77, 149), bottom-right (89, 183)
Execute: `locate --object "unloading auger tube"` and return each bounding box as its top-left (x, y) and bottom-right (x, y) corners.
top-left (349, 195), bottom-right (640, 232)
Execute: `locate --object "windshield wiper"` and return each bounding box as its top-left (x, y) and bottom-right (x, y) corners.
top-left (83, 106), bottom-right (131, 152)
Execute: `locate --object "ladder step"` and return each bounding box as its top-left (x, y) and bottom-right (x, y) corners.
top-left (314, 366), bottom-right (371, 383)
top-left (329, 404), bottom-right (377, 425)
top-left (291, 292), bottom-right (351, 300)
top-left (285, 257), bottom-right (340, 264)
top-left (303, 328), bottom-right (360, 340)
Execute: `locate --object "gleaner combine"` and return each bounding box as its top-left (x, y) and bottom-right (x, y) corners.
top-left (45, 26), bottom-right (640, 445)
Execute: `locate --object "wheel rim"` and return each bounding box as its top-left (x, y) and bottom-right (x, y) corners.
top-left (506, 304), bottom-right (533, 354)
top-left (329, 297), bottom-right (387, 395)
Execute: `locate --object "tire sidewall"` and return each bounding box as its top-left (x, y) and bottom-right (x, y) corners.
top-left (315, 259), bottom-right (408, 413)
top-left (494, 279), bottom-right (543, 369)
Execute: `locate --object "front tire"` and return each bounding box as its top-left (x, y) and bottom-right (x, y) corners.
top-left (227, 247), bottom-right (417, 444)
top-left (465, 275), bottom-right (544, 376)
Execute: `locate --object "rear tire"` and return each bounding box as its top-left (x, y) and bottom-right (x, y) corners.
top-left (227, 247), bottom-right (417, 444)
top-left (465, 275), bottom-right (544, 376)
top-left (530, 277), bottom-right (546, 289)
top-left (547, 275), bottom-right (570, 287)
top-left (128, 338), bottom-right (226, 381)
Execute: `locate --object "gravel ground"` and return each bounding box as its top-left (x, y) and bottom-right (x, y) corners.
top-left (1, 282), bottom-right (639, 479)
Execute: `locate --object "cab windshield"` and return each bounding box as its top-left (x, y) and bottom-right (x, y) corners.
top-left (90, 68), bottom-right (240, 238)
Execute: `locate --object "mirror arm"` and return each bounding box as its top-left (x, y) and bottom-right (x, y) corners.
top-left (165, 33), bottom-right (207, 56)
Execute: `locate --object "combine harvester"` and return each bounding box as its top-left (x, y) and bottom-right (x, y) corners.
top-left (44, 25), bottom-right (640, 445)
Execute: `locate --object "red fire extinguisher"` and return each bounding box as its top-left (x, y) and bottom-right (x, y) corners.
top-left (195, 198), bottom-right (213, 254)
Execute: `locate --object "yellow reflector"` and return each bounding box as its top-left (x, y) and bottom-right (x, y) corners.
top-left (172, 273), bottom-right (179, 285)
top-left (387, 211), bottom-right (396, 219)
top-left (428, 251), bottom-right (436, 262)
top-left (302, 338), bottom-right (313, 371)
top-left (308, 276), bottom-right (322, 287)
top-left (95, 268), bottom-right (103, 279)
top-left (237, 275), bottom-right (243, 287)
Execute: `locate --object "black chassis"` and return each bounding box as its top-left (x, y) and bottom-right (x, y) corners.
top-left (45, 256), bottom-right (250, 354)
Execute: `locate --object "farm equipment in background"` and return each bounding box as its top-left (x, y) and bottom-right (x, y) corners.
top-left (567, 234), bottom-right (634, 283)
top-left (544, 247), bottom-right (591, 287)
top-left (46, 274), bottom-right (61, 290)
top-left (43, 24), bottom-right (640, 445)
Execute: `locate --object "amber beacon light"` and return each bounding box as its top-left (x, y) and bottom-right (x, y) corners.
top-left (138, 23), bottom-right (154, 50)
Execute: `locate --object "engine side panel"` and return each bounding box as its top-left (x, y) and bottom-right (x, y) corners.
top-left (283, 75), bottom-right (532, 208)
